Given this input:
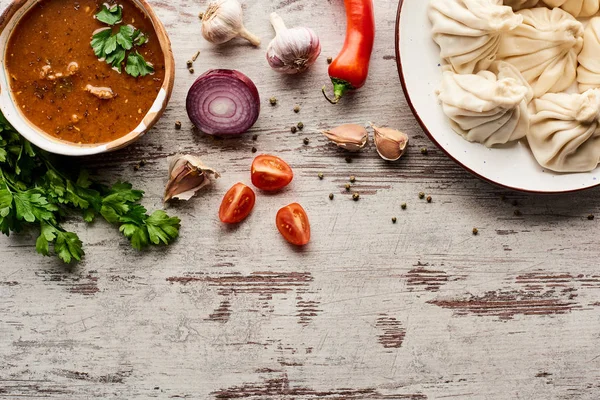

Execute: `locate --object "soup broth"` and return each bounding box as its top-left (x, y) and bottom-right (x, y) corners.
top-left (5, 0), bottom-right (165, 144)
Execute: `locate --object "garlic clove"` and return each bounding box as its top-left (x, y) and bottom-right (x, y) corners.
top-left (266, 12), bottom-right (321, 74)
top-left (372, 125), bottom-right (409, 161)
top-left (201, 0), bottom-right (260, 46)
top-left (164, 155), bottom-right (220, 202)
top-left (321, 124), bottom-right (368, 152)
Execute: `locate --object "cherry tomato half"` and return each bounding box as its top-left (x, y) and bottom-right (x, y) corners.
top-left (219, 183), bottom-right (256, 224)
top-left (276, 203), bottom-right (310, 246)
top-left (251, 155), bottom-right (293, 191)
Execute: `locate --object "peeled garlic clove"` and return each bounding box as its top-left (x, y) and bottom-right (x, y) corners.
top-left (266, 12), bottom-right (321, 74)
top-left (201, 0), bottom-right (261, 46)
top-left (164, 155), bottom-right (220, 202)
top-left (373, 125), bottom-right (409, 161)
top-left (321, 124), bottom-right (368, 152)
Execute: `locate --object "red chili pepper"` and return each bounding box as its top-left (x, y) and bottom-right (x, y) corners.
top-left (322, 0), bottom-right (375, 104)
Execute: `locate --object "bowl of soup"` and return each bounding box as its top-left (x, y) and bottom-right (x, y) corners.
top-left (0, 0), bottom-right (175, 156)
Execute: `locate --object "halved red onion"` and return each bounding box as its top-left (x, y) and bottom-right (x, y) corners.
top-left (186, 69), bottom-right (260, 136)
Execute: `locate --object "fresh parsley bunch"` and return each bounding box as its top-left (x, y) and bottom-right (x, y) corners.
top-left (0, 112), bottom-right (180, 263)
top-left (91, 4), bottom-right (155, 77)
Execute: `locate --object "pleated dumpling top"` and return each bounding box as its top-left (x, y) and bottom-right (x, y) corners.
top-left (437, 62), bottom-right (533, 147)
top-left (528, 89), bottom-right (600, 172)
top-left (498, 7), bottom-right (584, 98)
top-left (429, 0), bottom-right (523, 74)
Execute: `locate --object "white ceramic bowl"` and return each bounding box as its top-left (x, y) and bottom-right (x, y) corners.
top-left (0, 0), bottom-right (175, 156)
top-left (395, 0), bottom-right (600, 193)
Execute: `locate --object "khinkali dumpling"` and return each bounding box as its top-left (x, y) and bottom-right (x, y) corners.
top-left (542, 0), bottom-right (600, 17)
top-left (498, 7), bottom-right (584, 98)
top-left (437, 62), bottom-right (532, 147)
top-left (504, 0), bottom-right (540, 10)
top-left (577, 17), bottom-right (600, 93)
top-left (528, 89), bottom-right (600, 172)
top-left (429, 0), bottom-right (522, 74)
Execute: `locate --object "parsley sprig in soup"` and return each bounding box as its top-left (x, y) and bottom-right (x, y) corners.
top-left (6, 0), bottom-right (165, 144)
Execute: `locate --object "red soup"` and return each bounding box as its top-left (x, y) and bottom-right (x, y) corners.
top-left (5, 0), bottom-right (166, 144)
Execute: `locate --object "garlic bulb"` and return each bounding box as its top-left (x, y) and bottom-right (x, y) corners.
top-left (200, 0), bottom-right (260, 46)
top-left (164, 155), bottom-right (220, 202)
top-left (266, 12), bottom-right (321, 74)
top-left (372, 125), bottom-right (409, 161)
top-left (321, 124), bottom-right (368, 152)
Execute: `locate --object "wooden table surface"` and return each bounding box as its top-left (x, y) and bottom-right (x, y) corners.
top-left (2, 0), bottom-right (600, 399)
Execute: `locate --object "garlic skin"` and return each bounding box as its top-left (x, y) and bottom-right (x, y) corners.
top-left (372, 125), bottom-right (409, 161)
top-left (164, 155), bottom-right (220, 202)
top-left (201, 0), bottom-right (260, 46)
top-left (321, 124), bottom-right (368, 152)
top-left (266, 12), bottom-right (321, 74)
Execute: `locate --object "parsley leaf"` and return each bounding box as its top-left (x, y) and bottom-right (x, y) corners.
top-left (13, 190), bottom-right (57, 223)
top-left (116, 25), bottom-right (135, 50)
top-left (0, 111), bottom-right (181, 263)
top-left (104, 34), bottom-right (118, 55)
top-left (133, 30), bottom-right (148, 46)
top-left (0, 187), bottom-right (12, 218)
top-left (35, 222), bottom-right (57, 257)
top-left (91, 28), bottom-right (112, 59)
top-left (55, 231), bottom-right (84, 264)
top-left (91, 7), bottom-right (153, 77)
top-left (126, 51), bottom-right (154, 78)
top-left (146, 210), bottom-right (180, 246)
top-left (119, 223), bottom-right (149, 251)
top-left (100, 182), bottom-right (144, 223)
top-left (105, 47), bottom-right (126, 71)
top-left (95, 4), bottom-right (122, 26)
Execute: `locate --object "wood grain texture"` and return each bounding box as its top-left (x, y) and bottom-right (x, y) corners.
top-left (2, 0), bottom-right (600, 399)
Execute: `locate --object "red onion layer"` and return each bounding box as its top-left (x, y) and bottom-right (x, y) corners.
top-left (186, 69), bottom-right (260, 136)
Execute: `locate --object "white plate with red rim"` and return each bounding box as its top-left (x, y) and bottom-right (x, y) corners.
top-left (395, 0), bottom-right (600, 194)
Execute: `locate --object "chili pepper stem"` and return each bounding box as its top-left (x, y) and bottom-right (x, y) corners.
top-left (322, 79), bottom-right (354, 104)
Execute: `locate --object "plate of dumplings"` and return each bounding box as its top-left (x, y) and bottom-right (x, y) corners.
top-left (395, 0), bottom-right (600, 193)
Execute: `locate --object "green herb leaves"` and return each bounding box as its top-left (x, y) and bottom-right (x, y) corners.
top-left (36, 223), bottom-right (84, 264)
top-left (91, 28), bottom-right (112, 58)
top-left (95, 4), bottom-right (123, 26)
top-left (126, 51), bottom-right (155, 77)
top-left (0, 111), bottom-right (181, 263)
top-left (91, 5), bottom-right (154, 77)
top-left (98, 182), bottom-right (180, 250)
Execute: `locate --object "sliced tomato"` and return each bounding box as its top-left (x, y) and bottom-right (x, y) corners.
top-left (251, 154), bottom-right (293, 191)
top-left (275, 203), bottom-right (310, 246)
top-left (219, 183), bottom-right (256, 224)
